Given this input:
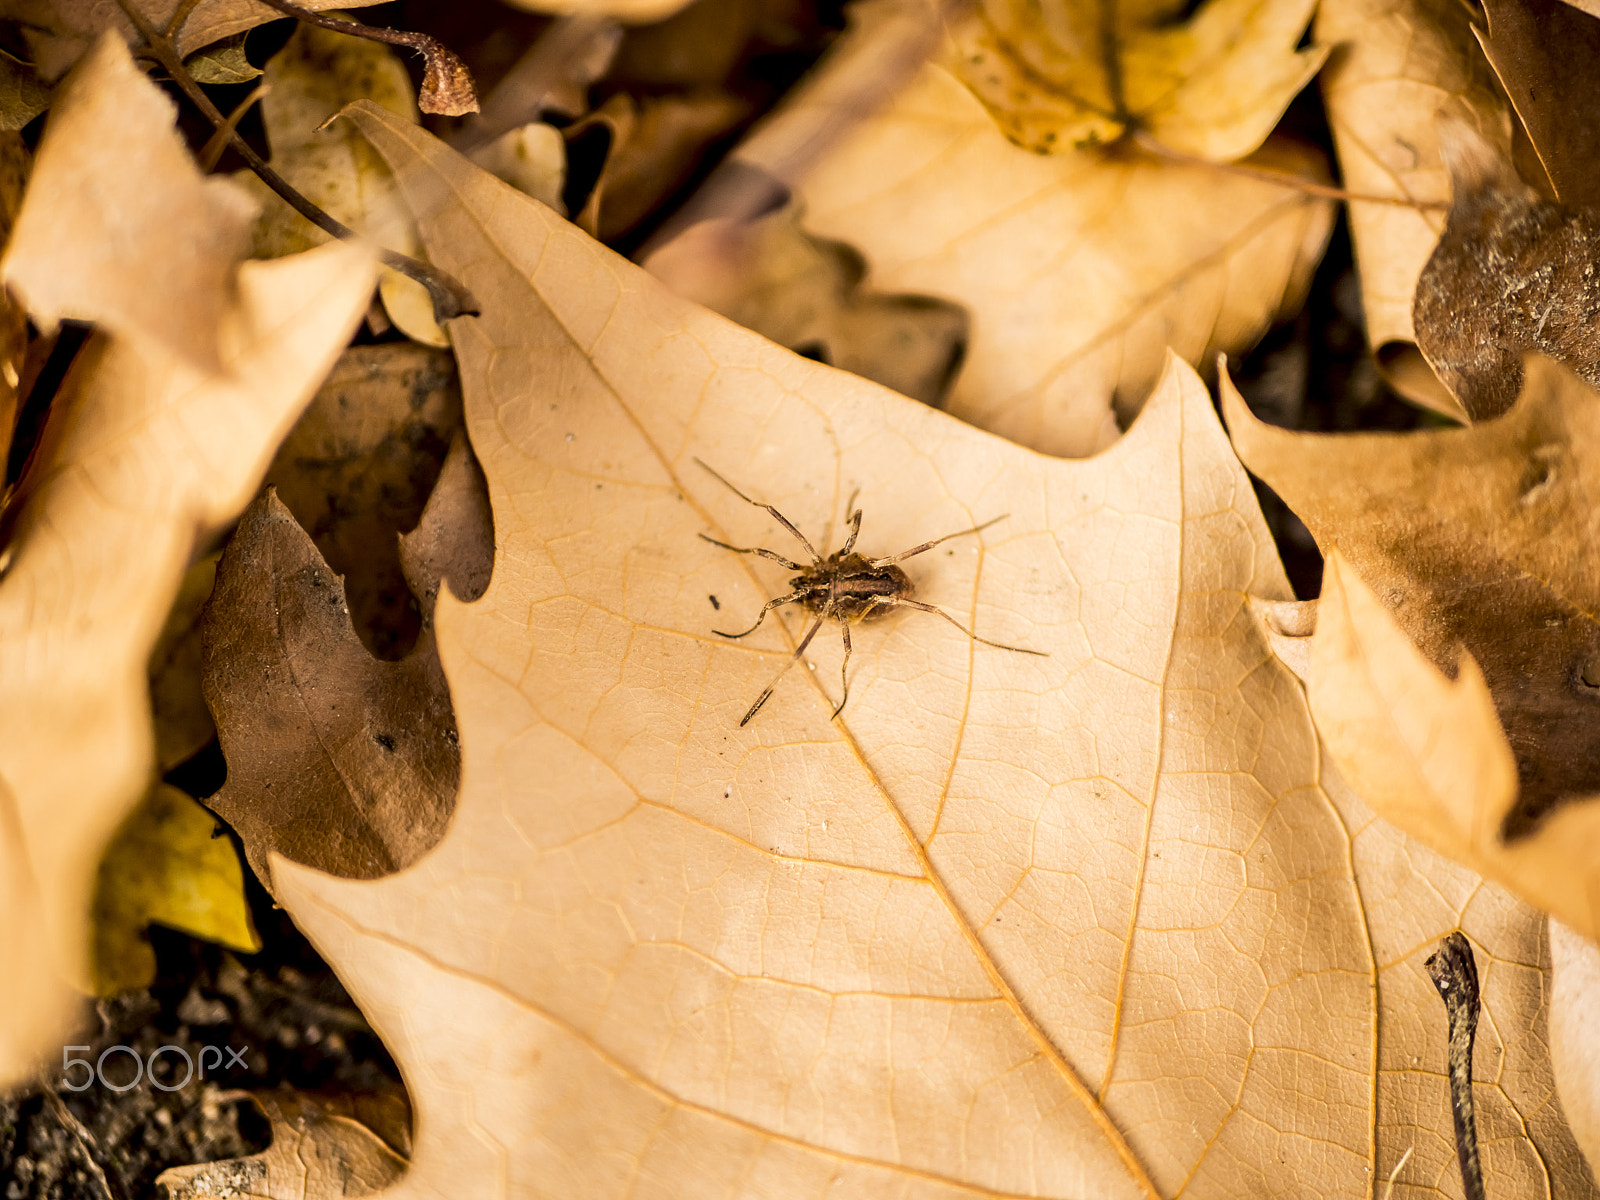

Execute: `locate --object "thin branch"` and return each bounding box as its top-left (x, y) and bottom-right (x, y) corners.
top-left (250, 0), bottom-right (479, 116)
top-left (115, 0), bottom-right (478, 324)
top-left (1426, 932), bottom-right (1487, 1200)
top-left (198, 79), bottom-right (267, 172)
top-left (41, 1089), bottom-right (120, 1200)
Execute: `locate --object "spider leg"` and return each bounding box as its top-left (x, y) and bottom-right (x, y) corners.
top-left (740, 610), bottom-right (829, 726)
top-left (713, 588), bottom-right (810, 639)
top-left (699, 533), bottom-right (806, 572)
top-left (838, 506), bottom-right (864, 557)
top-left (868, 515), bottom-right (1008, 567)
top-left (885, 598), bottom-right (1048, 655)
top-left (830, 621), bottom-right (853, 719)
top-left (695, 458), bottom-right (822, 564)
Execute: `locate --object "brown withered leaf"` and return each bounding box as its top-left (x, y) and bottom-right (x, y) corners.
top-left (396, 433), bottom-right (493, 632)
top-left (11, 0), bottom-right (385, 80)
top-left (643, 201), bottom-right (969, 406)
top-left (263, 342), bottom-right (462, 659)
top-left (1223, 355), bottom-right (1600, 842)
top-left (0, 53), bottom-right (52, 130)
top-left (3, 33), bottom-right (255, 373)
top-left (1476, 0), bottom-right (1600, 210)
top-left (155, 1089), bottom-right (406, 1200)
top-left (0, 34), bottom-right (374, 1087)
top-left (567, 90), bottom-right (749, 242)
top-left (201, 492), bottom-right (457, 894)
top-left (1303, 551), bottom-right (1600, 952)
top-left (259, 102), bottom-right (1600, 1197)
top-left (1413, 119), bottom-right (1600, 420)
top-left (1316, 0), bottom-right (1511, 418)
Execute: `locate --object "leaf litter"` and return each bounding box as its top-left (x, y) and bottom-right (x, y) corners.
top-left (3, 0), bottom-right (1600, 1195)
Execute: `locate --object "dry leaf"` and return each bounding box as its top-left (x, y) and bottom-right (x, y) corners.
top-left (0, 36), bottom-right (375, 1086)
top-left (1223, 356), bottom-right (1600, 903)
top-left (10, 0), bottom-right (385, 80)
top-left (3, 33), bottom-right (257, 373)
top-left (149, 553), bottom-right (221, 771)
top-left (567, 91), bottom-right (750, 242)
top-left (184, 32), bottom-right (261, 86)
top-left (267, 106), bottom-right (1594, 1196)
top-left (1475, 0), bottom-right (1600, 210)
top-left (1413, 117), bottom-right (1600, 420)
top-left (1315, 0), bottom-right (1512, 419)
top-left (396, 433), bottom-right (494, 633)
top-left (496, 0), bottom-right (700, 28)
top-left (201, 492), bottom-right (458, 893)
top-left (238, 21), bottom-right (445, 348)
top-left (92, 783), bottom-right (260, 995)
top-left (156, 1089), bottom-right (406, 1200)
top-left (766, 59), bottom-right (1333, 455)
top-left (0, 130), bottom-right (27, 476)
top-left (0, 53), bottom-right (52, 130)
top-left (1551, 920), bottom-right (1600, 1178)
top-left (1303, 551), bottom-right (1600, 964)
top-left (468, 121), bottom-right (566, 211)
top-left (263, 342), bottom-right (462, 658)
top-left (643, 201), bottom-right (970, 405)
top-left (947, 0), bottom-right (1326, 160)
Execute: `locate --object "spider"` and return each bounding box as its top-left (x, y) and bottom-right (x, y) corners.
top-left (696, 459), bottom-right (1047, 726)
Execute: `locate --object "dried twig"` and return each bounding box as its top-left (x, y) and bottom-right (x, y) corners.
top-left (1426, 931), bottom-right (1487, 1200)
top-left (250, 0), bottom-right (479, 117)
top-left (116, 0), bottom-right (479, 324)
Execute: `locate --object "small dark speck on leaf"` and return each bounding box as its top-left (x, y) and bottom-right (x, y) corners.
top-left (709, 595), bottom-right (720, 610)
top-left (374, 733), bottom-right (396, 751)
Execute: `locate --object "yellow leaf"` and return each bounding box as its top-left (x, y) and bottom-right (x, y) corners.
top-left (768, 53), bottom-right (1333, 455)
top-left (271, 107), bottom-right (1593, 1196)
top-left (0, 35), bottom-right (375, 1087)
top-left (92, 783), bottom-right (261, 995)
top-left (947, 0), bottom-right (1326, 160)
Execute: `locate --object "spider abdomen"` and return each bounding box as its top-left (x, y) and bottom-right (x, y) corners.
top-left (790, 554), bottom-right (912, 622)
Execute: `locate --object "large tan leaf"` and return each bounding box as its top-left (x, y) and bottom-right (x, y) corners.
top-left (758, 49), bottom-right (1333, 456)
top-left (946, 0), bottom-right (1326, 161)
top-left (0, 36), bottom-right (376, 1086)
top-left (1315, 0), bottom-right (1512, 419)
top-left (265, 107), bottom-right (1595, 1197)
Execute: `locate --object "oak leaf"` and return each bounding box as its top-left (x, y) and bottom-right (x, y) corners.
top-left (201, 492), bottom-right (459, 893)
top-left (1413, 120), bottom-right (1600, 421)
top-left (0, 34), bottom-right (375, 1086)
top-left (1315, 0), bottom-right (1512, 419)
top-left (266, 107), bottom-right (1593, 1196)
top-left (155, 1089), bottom-right (406, 1200)
top-left (945, 0), bottom-right (1326, 160)
top-left (770, 56), bottom-right (1334, 456)
top-left (263, 342), bottom-right (463, 658)
top-left (1223, 357), bottom-right (1600, 924)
